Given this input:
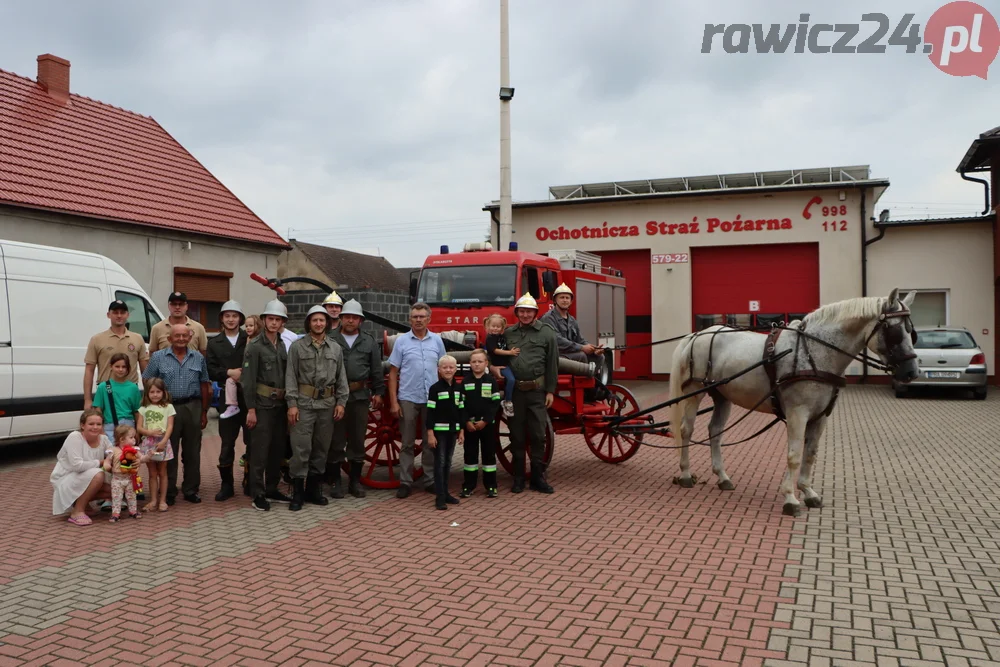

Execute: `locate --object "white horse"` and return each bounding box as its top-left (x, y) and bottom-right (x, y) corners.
top-left (668, 288), bottom-right (920, 516)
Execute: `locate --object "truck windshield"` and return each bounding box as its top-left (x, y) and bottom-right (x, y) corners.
top-left (417, 265), bottom-right (517, 305)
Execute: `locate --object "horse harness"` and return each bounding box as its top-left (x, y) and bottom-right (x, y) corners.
top-left (762, 302), bottom-right (916, 421)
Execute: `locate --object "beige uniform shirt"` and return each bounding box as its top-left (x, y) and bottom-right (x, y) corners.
top-left (149, 317), bottom-right (208, 355)
top-left (84, 328), bottom-right (149, 383)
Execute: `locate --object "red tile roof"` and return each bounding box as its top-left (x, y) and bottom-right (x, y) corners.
top-left (0, 67), bottom-right (288, 248)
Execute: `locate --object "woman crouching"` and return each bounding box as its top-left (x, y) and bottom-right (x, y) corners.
top-left (50, 408), bottom-right (113, 526)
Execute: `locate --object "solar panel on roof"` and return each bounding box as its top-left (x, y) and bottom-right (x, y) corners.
top-left (548, 166), bottom-right (873, 200)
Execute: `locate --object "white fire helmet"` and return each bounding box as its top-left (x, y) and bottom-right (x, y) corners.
top-left (340, 299), bottom-right (365, 318)
top-left (219, 299), bottom-right (246, 326)
top-left (305, 304), bottom-right (331, 328)
top-left (261, 299), bottom-right (288, 320)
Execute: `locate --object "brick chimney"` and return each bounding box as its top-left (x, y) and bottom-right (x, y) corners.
top-left (36, 54), bottom-right (71, 104)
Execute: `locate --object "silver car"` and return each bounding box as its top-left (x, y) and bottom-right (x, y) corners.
top-left (893, 326), bottom-right (988, 400)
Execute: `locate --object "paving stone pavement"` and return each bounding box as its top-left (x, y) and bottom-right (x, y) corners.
top-left (0, 384), bottom-right (996, 666)
top-left (764, 385), bottom-right (1000, 667)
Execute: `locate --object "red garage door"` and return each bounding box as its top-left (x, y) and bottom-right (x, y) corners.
top-left (691, 243), bottom-right (819, 331)
top-left (596, 249), bottom-right (651, 379)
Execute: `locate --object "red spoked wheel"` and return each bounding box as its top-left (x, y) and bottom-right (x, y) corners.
top-left (357, 405), bottom-right (424, 488)
top-left (583, 384), bottom-right (644, 463)
top-left (494, 409), bottom-right (555, 477)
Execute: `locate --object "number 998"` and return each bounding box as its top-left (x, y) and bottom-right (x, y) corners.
top-left (821, 205), bottom-right (848, 216)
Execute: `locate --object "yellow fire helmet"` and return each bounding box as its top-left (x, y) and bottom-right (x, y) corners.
top-left (552, 283), bottom-right (574, 298)
top-left (514, 292), bottom-right (539, 310)
top-left (322, 291), bottom-right (344, 306)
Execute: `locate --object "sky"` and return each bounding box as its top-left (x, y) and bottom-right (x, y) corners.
top-left (1, 1), bottom-right (998, 268)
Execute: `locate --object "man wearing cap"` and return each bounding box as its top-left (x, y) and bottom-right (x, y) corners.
top-left (242, 299), bottom-right (294, 511)
top-left (143, 324), bottom-right (212, 504)
top-left (323, 291), bottom-right (344, 333)
top-left (285, 306), bottom-right (349, 511)
top-left (540, 283), bottom-right (605, 374)
top-left (327, 298), bottom-right (384, 498)
top-left (83, 300), bottom-right (149, 409)
top-left (505, 293), bottom-right (558, 494)
top-left (149, 292), bottom-right (208, 357)
top-left (388, 302), bottom-right (447, 498)
top-left (206, 300), bottom-right (251, 502)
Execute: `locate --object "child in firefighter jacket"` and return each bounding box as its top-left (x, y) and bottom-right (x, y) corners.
top-left (425, 355), bottom-right (465, 510)
top-left (461, 349), bottom-right (501, 498)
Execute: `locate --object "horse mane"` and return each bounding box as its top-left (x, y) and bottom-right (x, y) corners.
top-left (802, 296), bottom-right (887, 327)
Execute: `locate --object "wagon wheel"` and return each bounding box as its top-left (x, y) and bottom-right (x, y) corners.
top-left (494, 409), bottom-right (555, 477)
top-left (357, 405), bottom-right (424, 488)
top-left (584, 384), bottom-right (644, 463)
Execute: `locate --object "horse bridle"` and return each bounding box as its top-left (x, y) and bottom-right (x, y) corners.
top-left (865, 303), bottom-right (917, 367)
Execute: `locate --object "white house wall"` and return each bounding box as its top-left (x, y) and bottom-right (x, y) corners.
top-left (866, 222), bottom-right (995, 372)
top-left (0, 206), bottom-right (282, 315)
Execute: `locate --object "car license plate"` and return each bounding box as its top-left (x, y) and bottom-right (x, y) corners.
top-left (926, 371), bottom-right (960, 379)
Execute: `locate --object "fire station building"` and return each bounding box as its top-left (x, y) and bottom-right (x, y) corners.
top-left (486, 165), bottom-right (997, 383)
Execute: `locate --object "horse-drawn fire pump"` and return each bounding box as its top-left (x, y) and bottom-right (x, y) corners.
top-left (251, 242), bottom-right (651, 488)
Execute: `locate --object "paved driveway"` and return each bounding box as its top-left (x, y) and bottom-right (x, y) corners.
top-left (0, 384), bottom-right (996, 666)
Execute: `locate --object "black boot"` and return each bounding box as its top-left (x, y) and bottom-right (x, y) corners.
top-left (289, 478), bottom-right (305, 511)
top-left (215, 466), bottom-right (235, 502)
top-left (529, 464), bottom-right (554, 494)
top-left (483, 467), bottom-right (498, 497)
top-left (348, 462), bottom-right (366, 498)
top-left (461, 468), bottom-right (477, 497)
top-left (511, 451), bottom-right (526, 493)
top-left (328, 467), bottom-right (345, 499)
top-left (306, 474), bottom-right (328, 506)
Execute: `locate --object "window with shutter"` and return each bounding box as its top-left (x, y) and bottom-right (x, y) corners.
top-left (174, 268), bottom-right (233, 333)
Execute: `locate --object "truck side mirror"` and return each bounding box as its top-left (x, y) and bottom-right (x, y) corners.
top-left (542, 270), bottom-right (558, 294)
top-left (408, 271), bottom-right (420, 305)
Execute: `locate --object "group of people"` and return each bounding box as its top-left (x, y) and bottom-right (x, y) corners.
top-left (51, 281), bottom-right (606, 523)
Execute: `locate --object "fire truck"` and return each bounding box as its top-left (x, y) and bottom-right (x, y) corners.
top-left (406, 242), bottom-right (627, 383)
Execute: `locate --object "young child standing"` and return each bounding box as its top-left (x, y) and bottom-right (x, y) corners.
top-left (107, 424), bottom-right (142, 522)
top-left (93, 354), bottom-right (142, 442)
top-left (461, 349), bottom-right (501, 498)
top-left (137, 379), bottom-right (175, 512)
top-left (484, 314), bottom-right (519, 418)
top-left (425, 355), bottom-right (465, 511)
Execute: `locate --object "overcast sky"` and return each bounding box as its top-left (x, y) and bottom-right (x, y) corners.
top-left (2, 1), bottom-right (997, 268)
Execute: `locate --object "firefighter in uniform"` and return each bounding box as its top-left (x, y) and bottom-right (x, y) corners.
top-left (327, 299), bottom-right (384, 499)
top-left (540, 283), bottom-right (605, 375)
top-left (206, 299), bottom-right (251, 501)
top-left (322, 291), bottom-right (344, 333)
top-left (285, 305), bottom-right (349, 511)
top-left (460, 349), bottom-right (502, 498)
top-left (242, 299), bottom-right (294, 511)
top-left (504, 293), bottom-right (558, 494)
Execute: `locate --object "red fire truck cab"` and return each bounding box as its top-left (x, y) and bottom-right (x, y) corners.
top-left (409, 242), bottom-right (627, 377)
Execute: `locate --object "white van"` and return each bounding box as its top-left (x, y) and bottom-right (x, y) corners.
top-left (0, 239), bottom-right (163, 443)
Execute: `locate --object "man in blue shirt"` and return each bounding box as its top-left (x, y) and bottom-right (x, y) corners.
top-left (143, 324), bottom-right (211, 505)
top-left (388, 303), bottom-right (446, 498)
